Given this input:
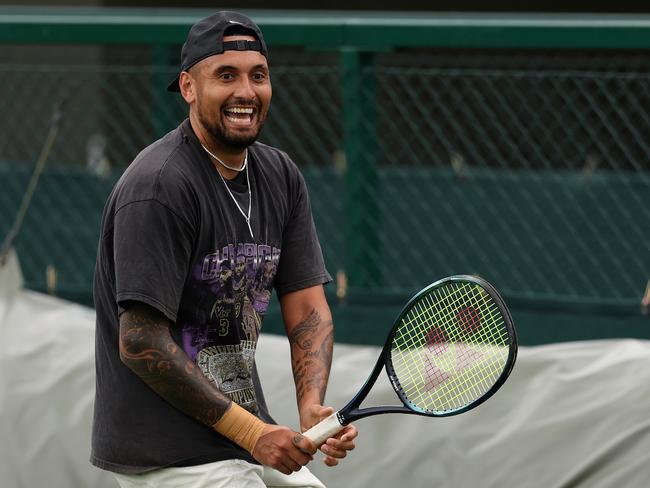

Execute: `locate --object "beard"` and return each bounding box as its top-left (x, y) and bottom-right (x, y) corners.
top-left (196, 100), bottom-right (267, 151)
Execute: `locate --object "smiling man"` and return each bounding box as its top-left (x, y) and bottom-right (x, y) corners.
top-left (90, 11), bottom-right (357, 488)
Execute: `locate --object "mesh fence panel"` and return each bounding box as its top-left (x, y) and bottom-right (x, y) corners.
top-left (1, 46), bottom-right (649, 308)
top-left (367, 51), bottom-right (650, 305)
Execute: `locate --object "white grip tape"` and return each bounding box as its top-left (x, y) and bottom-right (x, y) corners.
top-left (302, 412), bottom-right (344, 446)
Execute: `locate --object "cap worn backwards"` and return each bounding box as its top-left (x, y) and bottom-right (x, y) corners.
top-left (167, 11), bottom-right (268, 92)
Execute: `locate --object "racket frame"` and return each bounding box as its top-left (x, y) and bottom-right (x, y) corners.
top-left (336, 274), bottom-right (517, 425)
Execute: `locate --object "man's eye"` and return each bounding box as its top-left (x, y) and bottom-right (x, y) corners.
top-left (219, 73), bottom-right (234, 80)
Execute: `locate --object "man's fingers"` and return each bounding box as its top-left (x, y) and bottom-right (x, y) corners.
top-left (274, 449), bottom-right (309, 474)
top-left (317, 405), bottom-right (334, 418)
top-left (292, 432), bottom-right (317, 455)
top-left (321, 440), bottom-right (348, 459)
top-left (276, 464), bottom-right (292, 476)
top-left (306, 404), bottom-right (334, 421)
top-left (319, 423), bottom-right (357, 466)
top-left (252, 425), bottom-right (315, 472)
top-left (326, 437), bottom-right (355, 452)
top-left (324, 426), bottom-right (357, 454)
top-left (271, 447), bottom-right (309, 474)
top-left (285, 459), bottom-right (302, 473)
top-left (323, 455), bottom-right (339, 467)
top-left (338, 424), bottom-right (359, 441)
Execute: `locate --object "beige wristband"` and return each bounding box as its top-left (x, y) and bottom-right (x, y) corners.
top-left (212, 402), bottom-right (266, 454)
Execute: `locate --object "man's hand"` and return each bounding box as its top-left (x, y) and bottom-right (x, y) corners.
top-left (301, 404), bottom-right (358, 467)
top-left (252, 424), bottom-right (317, 475)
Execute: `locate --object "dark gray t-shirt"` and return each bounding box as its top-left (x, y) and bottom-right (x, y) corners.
top-left (91, 119), bottom-right (331, 474)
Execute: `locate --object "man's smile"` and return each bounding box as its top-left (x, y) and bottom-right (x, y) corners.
top-left (223, 106), bottom-right (257, 128)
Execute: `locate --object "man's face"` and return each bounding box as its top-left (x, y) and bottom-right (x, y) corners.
top-left (219, 266), bottom-right (232, 283)
top-left (235, 256), bottom-right (246, 274)
top-left (183, 35), bottom-right (272, 150)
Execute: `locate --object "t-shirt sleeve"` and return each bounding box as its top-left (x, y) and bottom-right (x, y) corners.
top-left (274, 167), bottom-right (332, 296)
top-left (113, 199), bottom-right (194, 322)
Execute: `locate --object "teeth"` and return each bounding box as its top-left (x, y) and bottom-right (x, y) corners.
top-left (227, 107), bottom-right (254, 114)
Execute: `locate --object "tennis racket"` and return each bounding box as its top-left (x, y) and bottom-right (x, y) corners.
top-left (303, 274), bottom-right (517, 445)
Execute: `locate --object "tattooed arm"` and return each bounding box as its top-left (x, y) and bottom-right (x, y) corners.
top-left (119, 301), bottom-right (317, 474)
top-left (119, 301), bottom-right (232, 425)
top-left (281, 285), bottom-right (333, 412)
top-left (280, 285), bottom-right (357, 466)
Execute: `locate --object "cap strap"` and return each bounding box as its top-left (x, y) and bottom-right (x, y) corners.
top-left (222, 40), bottom-right (263, 54)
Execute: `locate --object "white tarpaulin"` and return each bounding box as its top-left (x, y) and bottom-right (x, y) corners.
top-left (1, 251), bottom-right (649, 487)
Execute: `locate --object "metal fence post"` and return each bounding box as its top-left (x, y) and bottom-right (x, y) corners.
top-left (340, 48), bottom-right (379, 292)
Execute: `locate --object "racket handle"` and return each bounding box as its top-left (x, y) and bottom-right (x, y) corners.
top-left (302, 411), bottom-right (345, 446)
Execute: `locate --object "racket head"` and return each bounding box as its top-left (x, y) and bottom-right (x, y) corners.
top-left (385, 275), bottom-right (517, 417)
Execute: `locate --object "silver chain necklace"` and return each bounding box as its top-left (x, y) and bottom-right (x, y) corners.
top-left (200, 143), bottom-right (249, 172)
top-left (201, 145), bottom-right (254, 239)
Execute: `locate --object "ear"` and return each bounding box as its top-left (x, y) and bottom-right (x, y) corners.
top-left (179, 71), bottom-right (196, 104)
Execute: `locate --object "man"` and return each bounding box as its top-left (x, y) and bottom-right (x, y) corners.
top-left (91, 11), bottom-right (357, 488)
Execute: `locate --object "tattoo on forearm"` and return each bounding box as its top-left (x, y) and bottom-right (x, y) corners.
top-left (288, 308), bottom-right (334, 405)
top-left (119, 305), bottom-right (231, 426)
top-left (289, 310), bottom-right (319, 350)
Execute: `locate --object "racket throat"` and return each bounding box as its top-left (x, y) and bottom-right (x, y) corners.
top-left (344, 405), bottom-right (412, 422)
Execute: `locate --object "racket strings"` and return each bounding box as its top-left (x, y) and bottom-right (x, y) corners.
top-left (395, 313), bottom-right (503, 408)
top-left (396, 283), bottom-right (507, 353)
top-left (397, 308), bottom-right (496, 407)
top-left (404, 286), bottom-right (507, 407)
top-left (398, 286), bottom-right (507, 409)
top-left (390, 281), bottom-right (511, 413)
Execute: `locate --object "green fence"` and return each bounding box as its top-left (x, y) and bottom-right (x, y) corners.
top-left (1, 8), bottom-right (650, 343)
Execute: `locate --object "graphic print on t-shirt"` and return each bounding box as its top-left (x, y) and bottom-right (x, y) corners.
top-left (182, 243), bottom-right (280, 414)
top-left (197, 341), bottom-right (257, 411)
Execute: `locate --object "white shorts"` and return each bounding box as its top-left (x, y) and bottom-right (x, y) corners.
top-left (113, 459), bottom-right (327, 488)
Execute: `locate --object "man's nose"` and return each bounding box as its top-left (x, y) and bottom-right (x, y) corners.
top-left (233, 76), bottom-right (255, 99)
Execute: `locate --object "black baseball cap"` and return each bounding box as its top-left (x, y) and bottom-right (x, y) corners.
top-left (167, 11), bottom-right (268, 92)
